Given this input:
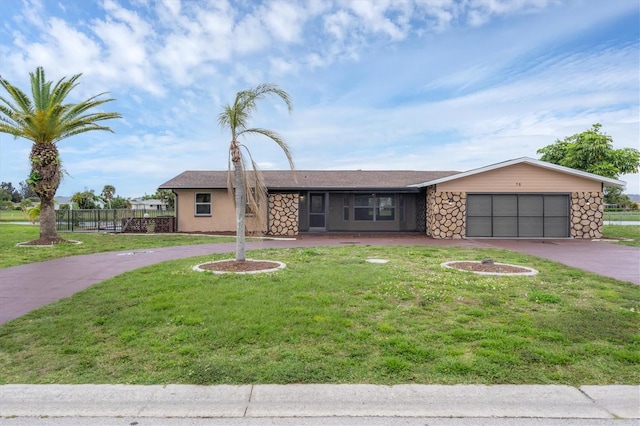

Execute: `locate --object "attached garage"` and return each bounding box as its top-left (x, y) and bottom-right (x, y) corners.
top-left (415, 157), bottom-right (625, 239)
top-left (466, 193), bottom-right (570, 238)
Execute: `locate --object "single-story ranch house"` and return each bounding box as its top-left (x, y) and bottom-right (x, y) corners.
top-left (158, 157), bottom-right (624, 239)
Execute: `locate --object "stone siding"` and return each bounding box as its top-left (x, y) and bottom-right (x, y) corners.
top-left (268, 193), bottom-right (299, 236)
top-left (427, 189), bottom-right (466, 239)
top-left (570, 192), bottom-right (604, 239)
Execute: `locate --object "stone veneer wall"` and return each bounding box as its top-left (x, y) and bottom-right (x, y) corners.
top-left (426, 188), bottom-right (466, 239)
top-left (570, 191), bottom-right (604, 239)
top-left (268, 193), bottom-right (299, 236)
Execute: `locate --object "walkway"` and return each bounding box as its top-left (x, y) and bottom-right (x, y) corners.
top-left (0, 383), bottom-right (638, 424)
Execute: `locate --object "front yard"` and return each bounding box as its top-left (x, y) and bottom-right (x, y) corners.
top-left (1, 243), bottom-right (638, 385)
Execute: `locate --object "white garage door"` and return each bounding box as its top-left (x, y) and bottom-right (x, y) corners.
top-left (466, 194), bottom-right (570, 238)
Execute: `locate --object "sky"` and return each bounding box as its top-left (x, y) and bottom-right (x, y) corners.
top-left (0, 0), bottom-right (638, 199)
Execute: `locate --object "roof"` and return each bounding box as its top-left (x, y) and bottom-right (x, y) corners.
top-left (131, 199), bottom-right (167, 205)
top-left (159, 158), bottom-right (626, 192)
top-left (159, 170), bottom-right (460, 192)
top-left (409, 157), bottom-right (626, 188)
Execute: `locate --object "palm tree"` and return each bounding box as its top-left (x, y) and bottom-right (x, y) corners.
top-left (218, 83), bottom-right (294, 261)
top-left (0, 67), bottom-right (121, 243)
top-left (102, 184), bottom-right (116, 209)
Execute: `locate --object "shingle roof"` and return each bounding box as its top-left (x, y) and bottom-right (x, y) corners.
top-left (159, 170), bottom-right (461, 191)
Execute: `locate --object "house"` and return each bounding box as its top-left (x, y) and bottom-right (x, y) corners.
top-left (158, 157), bottom-right (624, 239)
top-left (130, 198), bottom-right (168, 211)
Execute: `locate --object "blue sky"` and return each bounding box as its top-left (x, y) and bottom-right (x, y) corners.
top-left (1, 0), bottom-right (638, 198)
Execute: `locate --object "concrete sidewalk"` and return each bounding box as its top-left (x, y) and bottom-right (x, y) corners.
top-left (0, 384), bottom-right (638, 422)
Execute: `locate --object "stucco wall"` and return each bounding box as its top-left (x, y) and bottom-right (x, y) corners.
top-left (437, 163), bottom-right (602, 193)
top-left (175, 189), bottom-right (263, 234)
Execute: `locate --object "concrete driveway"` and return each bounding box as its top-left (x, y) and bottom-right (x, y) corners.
top-left (0, 235), bottom-right (638, 325)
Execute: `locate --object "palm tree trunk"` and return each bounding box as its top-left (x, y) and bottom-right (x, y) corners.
top-left (39, 195), bottom-right (57, 240)
top-left (30, 143), bottom-right (61, 240)
top-left (234, 161), bottom-right (246, 261)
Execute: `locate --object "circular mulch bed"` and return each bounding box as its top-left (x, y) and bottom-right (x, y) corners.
top-left (441, 261), bottom-right (538, 276)
top-left (16, 238), bottom-right (82, 247)
top-left (193, 259), bottom-right (286, 274)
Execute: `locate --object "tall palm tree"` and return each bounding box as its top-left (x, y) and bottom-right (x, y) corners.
top-left (102, 184), bottom-right (116, 209)
top-left (0, 67), bottom-right (121, 243)
top-left (218, 83), bottom-right (294, 261)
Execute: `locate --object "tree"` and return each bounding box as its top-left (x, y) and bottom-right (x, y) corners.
top-left (101, 184), bottom-right (116, 209)
top-left (154, 189), bottom-right (175, 209)
top-left (537, 124), bottom-right (640, 204)
top-left (1, 181), bottom-right (21, 203)
top-left (0, 67), bottom-right (121, 243)
top-left (218, 83), bottom-right (294, 261)
top-left (71, 190), bottom-right (101, 209)
top-left (18, 180), bottom-right (38, 201)
top-left (0, 188), bottom-right (12, 210)
top-left (110, 195), bottom-right (131, 209)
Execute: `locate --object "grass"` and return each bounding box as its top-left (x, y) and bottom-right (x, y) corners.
top-left (603, 225), bottom-right (640, 247)
top-left (1, 223), bottom-right (636, 269)
top-left (0, 224), bottom-right (235, 268)
top-left (0, 244), bottom-right (638, 386)
top-left (603, 211), bottom-right (640, 222)
top-left (0, 209), bottom-right (29, 222)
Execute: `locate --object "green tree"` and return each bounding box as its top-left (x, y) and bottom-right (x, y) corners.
top-left (101, 184), bottom-right (116, 209)
top-left (537, 124), bottom-right (640, 204)
top-left (1, 181), bottom-right (21, 203)
top-left (218, 83), bottom-right (294, 261)
top-left (71, 190), bottom-right (101, 209)
top-left (0, 188), bottom-right (12, 210)
top-left (0, 67), bottom-right (121, 243)
top-left (154, 189), bottom-right (175, 209)
top-left (110, 195), bottom-right (131, 209)
top-left (18, 180), bottom-right (38, 201)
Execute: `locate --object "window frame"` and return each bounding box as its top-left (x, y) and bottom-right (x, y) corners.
top-left (353, 194), bottom-right (396, 221)
top-left (194, 192), bottom-right (212, 216)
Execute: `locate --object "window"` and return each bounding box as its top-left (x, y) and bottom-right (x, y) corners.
top-left (195, 193), bottom-right (211, 216)
top-left (354, 195), bottom-right (395, 221)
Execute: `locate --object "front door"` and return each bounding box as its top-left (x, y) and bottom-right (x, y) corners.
top-left (309, 192), bottom-right (326, 231)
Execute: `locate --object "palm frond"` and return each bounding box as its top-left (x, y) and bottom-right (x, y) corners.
top-left (0, 66), bottom-right (121, 145)
top-left (239, 127), bottom-right (295, 171)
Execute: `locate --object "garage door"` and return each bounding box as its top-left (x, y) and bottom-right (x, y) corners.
top-left (466, 194), bottom-right (569, 238)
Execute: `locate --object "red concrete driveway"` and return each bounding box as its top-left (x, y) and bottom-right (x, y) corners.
top-left (1, 235), bottom-right (638, 325)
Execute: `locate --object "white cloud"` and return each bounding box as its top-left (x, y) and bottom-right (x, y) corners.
top-left (262, 0), bottom-right (307, 43)
top-left (0, 0), bottom-right (638, 198)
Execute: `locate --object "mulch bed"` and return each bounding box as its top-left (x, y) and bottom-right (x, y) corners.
top-left (446, 262), bottom-right (531, 274)
top-left (198, 260), bottom-right (282, 273)
top-left (18, 237), bottom-right (73, 246)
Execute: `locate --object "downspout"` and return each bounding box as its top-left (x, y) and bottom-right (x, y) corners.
top-left (172, 190), bottom-right (179, 233)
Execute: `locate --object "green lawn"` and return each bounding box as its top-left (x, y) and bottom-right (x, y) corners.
top-left (603, 225), bottom-right (640, 247)
top-left (0, 224), bottom-right (235, 268)
top-left (603, 212), bottom-right (640, 222)
top-left (0, 210), bottom-right (29, 222)
top-left (0, 244), bottom-right (638, 386)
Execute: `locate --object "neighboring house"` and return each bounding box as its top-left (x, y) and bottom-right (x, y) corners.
top-left (54, 196), bottom-right (73, 210)
top-left (130, 198), bottom-right (168, 211)
top-left (158, 157), bottom-right (624, 239)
